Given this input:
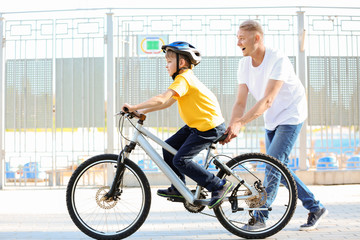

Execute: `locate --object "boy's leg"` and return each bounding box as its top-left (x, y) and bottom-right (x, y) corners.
top-left (172, 124), bottom-right (225, 191)
top-left (162, 125), bottom-right (192, 184)
top-left (158, 125), bottom-right (192, 198)
top-left (160, 123), bottom-right (233, 208)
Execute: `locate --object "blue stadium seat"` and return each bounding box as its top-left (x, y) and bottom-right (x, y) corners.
top-left (194, 157), bottom-right (217, 171)
top-left (21, 162), bottom-right (45, 179)
top-left (316, 156), bottom-right (339, 170)
top-left (346, 155), bottom-right (360, 169)
top-left (288, 157), bottom-right (299, 171)
top-left (5, 162), bottom-right (16, 179)
top-left (137, 159), bottom-right (159, 171)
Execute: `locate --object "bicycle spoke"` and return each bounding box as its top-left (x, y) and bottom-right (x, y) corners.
top-left (66, 155), bottom-right (151, 239)
top-left (214, 153), bottom-right (297, 239)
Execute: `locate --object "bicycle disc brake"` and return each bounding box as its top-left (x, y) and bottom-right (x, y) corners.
top-left (184, 190), bottom-right (207, 213)
top-left (245, 182), bottom-right (267, 208)
top-left (96, 186), bottom-right (118, 209)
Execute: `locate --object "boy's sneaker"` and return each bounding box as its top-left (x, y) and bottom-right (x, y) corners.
top-left (208, 181), bottom-right (234, 209)
top-left (242, 220), bottom-right (266, 230)
top-left (299, 207), bottom-right (328, 231)
top-left (157, 187), bottom-right (184, 199)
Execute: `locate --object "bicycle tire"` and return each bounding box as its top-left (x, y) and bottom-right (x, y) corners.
top-left (66, 154), bottom-right (151, 240)
top-left (214, 152), bottom-right (297, 239)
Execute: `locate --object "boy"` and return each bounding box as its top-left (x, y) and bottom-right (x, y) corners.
top-left (122, 41), bottom-right (233, 209)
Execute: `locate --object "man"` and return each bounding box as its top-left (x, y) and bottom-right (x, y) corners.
top-left (222, 20), bottom-right (327, 231)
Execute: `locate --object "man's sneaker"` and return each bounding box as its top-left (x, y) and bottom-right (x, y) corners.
top-left (299, 207), bottom-right (328, 231)
top-left (157, 187), bottom-right (184, 199)
top-left (242, 220), bottom-right (266, 230)
top-left (208, 181), bottom-right (234, 209)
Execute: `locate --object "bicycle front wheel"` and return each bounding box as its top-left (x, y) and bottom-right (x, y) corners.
top-left (214, 153), bottom-right (297, 239)
top-left (66, 154), bottom-right (151, 240)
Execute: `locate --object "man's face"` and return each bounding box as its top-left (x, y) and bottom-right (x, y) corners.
top-left (237, 28), bottom-right (257, 57)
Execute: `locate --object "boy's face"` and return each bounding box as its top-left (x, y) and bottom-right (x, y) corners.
top-left (165, 55), bottom-right (177, 77)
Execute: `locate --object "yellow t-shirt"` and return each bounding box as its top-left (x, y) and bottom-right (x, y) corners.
top-left (168, 69), bottom-right (224, 131)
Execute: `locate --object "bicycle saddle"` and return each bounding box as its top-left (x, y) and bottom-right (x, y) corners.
top-left (214, 134), bottom-right (228, 143)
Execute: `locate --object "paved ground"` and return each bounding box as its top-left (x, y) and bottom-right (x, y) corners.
top-left (0, 184), bottom-right (359, 240)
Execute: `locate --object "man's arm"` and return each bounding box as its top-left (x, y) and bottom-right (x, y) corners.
top-left (122, 89), bottom-right (176, 113)
top-left (222, 79), bottom-right (283, 144)
top-left (221, 84), bottom-right (249, 144)
top-left (240, 79), bottom-right (283, 125)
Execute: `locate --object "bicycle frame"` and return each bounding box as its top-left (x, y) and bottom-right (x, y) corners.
top-left (123, 119), bottom-right (260, 206)
top-left (67, 113), bottom-right (297, 239)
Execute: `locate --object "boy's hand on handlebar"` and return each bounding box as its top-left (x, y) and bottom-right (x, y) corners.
top-left (122, 103), bottom-right (135, 113)
top-left (120, 104), bottom-right (147, 121)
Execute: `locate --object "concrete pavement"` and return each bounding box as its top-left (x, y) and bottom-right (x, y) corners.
top-left (0, 184), bottom-right (359, 240)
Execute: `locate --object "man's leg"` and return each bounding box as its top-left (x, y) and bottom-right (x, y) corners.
top-left (256, 124), bottom-right (303, 221)
top-left (257, 123), bottom-right (326, 230)
top-left (268, 124), bottom-right (323, 213)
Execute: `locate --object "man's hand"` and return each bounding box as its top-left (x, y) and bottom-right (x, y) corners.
top-left (220, 123), bottom-right (242, 145)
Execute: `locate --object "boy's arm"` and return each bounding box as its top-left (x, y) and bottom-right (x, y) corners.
top-left (122, 89), bottom-right (176, 113)
top-left (140, 98), bottom-right (176, 114)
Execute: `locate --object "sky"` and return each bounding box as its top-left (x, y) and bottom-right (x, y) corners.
top-left (1, 0), bottom-right (360, 13)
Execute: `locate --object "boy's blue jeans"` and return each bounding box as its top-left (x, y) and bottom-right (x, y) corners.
top-left (163, 123), bottom-right (226, 192)
top-left (256, 123), bottom-right (323, 222)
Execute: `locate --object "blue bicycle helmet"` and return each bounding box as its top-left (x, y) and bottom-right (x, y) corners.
top-left (162, 41), bottom-right (201, 79)
top-left (161, 41), bottom-right (201, 66)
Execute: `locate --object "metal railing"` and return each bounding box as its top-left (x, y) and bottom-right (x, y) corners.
top-left (0, 6), bottom-right (359, 188)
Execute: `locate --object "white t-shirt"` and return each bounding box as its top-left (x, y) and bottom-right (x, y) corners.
top-left (237, 47), bottom-right (307, 130)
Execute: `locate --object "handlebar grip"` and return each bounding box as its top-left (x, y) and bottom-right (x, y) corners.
top-left (120, 107), bottom-right (147, 122)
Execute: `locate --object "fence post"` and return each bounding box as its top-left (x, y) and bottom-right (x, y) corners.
top-left (297, 11), bottom-right (308, 170)
top-left (106, 12), bottom-right (115, 154)
top-left (0, 14), bottom-right (4, 189)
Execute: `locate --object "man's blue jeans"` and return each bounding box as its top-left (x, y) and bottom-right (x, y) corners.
top-left (256, 123), bottom-right (323, 222)
top-left (163, 123), bottom-right (226, 192)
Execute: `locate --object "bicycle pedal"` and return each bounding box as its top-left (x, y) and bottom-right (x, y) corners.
top-left (167, 197), bottom-right (185, 203)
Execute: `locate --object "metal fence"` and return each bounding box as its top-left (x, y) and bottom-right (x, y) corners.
top-left (0, 7), bottom-right (359, 188)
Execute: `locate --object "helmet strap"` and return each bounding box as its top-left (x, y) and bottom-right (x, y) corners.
top-left (171, 53), bottom-right (190, 80)
top-left (172, 53), bottom-right (180, 80)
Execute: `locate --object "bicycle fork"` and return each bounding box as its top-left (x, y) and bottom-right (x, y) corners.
top-left (103, 142), bottom-right (136, 201)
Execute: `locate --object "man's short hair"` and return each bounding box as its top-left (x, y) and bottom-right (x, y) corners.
top-left (239, 20), bottom-right (264, 36)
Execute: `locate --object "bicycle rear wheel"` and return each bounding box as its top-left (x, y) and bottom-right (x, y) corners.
top-left (214, 153), bottom-right (297, 239)
top-left (66, 154), bottom-right (151, 240)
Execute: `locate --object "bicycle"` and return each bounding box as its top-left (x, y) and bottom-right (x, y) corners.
top-left (66, 110), bottom-right (298, 239)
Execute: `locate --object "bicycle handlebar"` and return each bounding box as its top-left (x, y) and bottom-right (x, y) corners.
top-left (118, 108), bottom-right (147, 122)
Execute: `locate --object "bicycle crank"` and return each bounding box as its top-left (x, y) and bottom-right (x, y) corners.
top-left (183, 190), bottom-right (207, 213)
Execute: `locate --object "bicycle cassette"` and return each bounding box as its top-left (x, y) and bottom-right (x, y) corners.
top-left (245, 187), bottom-right (267, 208)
